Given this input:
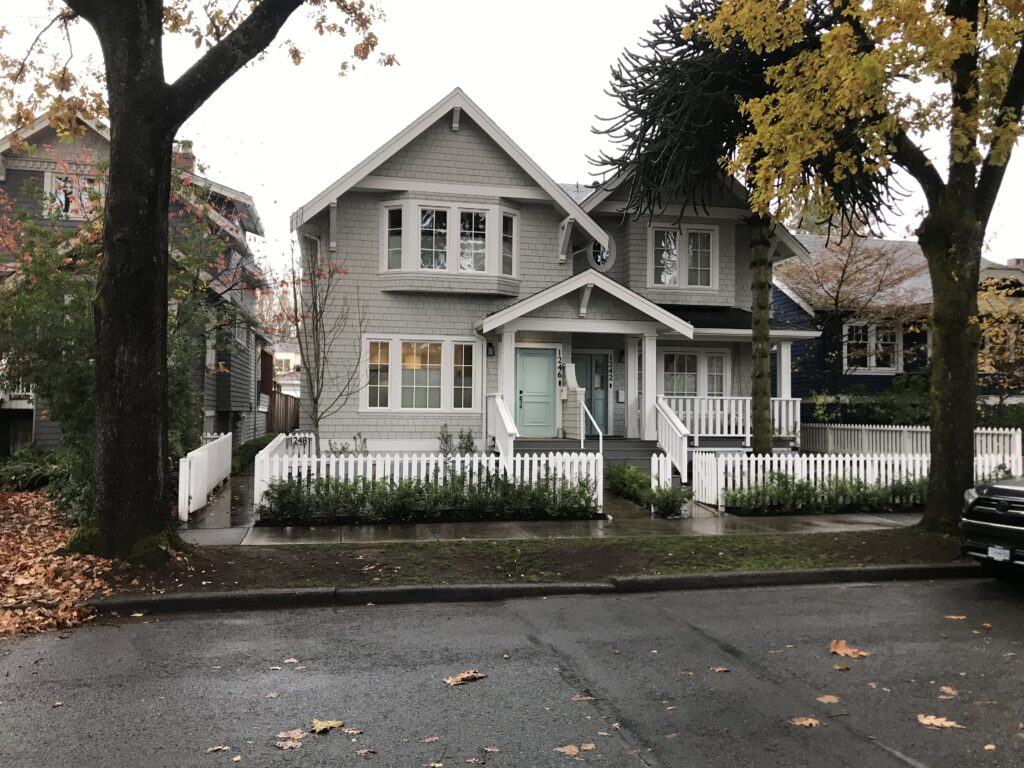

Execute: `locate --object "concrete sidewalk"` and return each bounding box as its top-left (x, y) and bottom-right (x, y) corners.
top-left (178, 510), bottom-right (922, 546)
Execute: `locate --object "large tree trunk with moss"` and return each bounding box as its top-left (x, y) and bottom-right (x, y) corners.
top-left (749, 217), bottom-right (774, 455)
top-left (74, 1), bottom-right (175, 558)
top-left (918, 207), bottom-right (983, 533)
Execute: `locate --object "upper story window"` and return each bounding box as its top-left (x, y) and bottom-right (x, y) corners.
top-left (459, 211), bottom-right (487, 272)
top-left (843, 322), bottom-right (901, 372)
top-left (419, 209), bottom-right (448, 270)
top-left (590, 234), bottom-right (617, 273)
top-left (48, 172), bottom-right (101, 219)
top-left (649, 224), bottom-right (718, 290)
top-left (381, 200), bottom-right (518, 278)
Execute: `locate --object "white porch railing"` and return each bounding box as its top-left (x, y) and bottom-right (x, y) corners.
top-left (580, 400), bottom-right (603, 454)
top-left (655, 396), bottom-right (689, 483)
top-left (803, 424), bottom-right (1023, 471)
top-left (253, 449), bottom-right (603, 513)
top-left (665, 397), bottom-right (801, 443)
top-left (692, 450), bottom-right (1019, 510)
top-left (177, 432), bottom-right (232, 522)
top-left (486, 392), bottom-right (519, 466)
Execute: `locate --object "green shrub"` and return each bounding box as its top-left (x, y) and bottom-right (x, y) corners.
top-left (231, 432), bottom-right (278, 474)
top-left (45, 446), bottom-right (94, 524)
top-left (256, 469), bottom-right (600, 525)
top-left (649, 485), bottom-right (693, 518)
top-left (604, 464), bottom-right (654, 506)
top-left (0, 448), bottom-right (56, 491)
top-left (722, 472), bottom-right (927, 516)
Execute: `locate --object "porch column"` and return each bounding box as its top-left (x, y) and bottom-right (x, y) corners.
top-left (776, 341), bottom-right (792, 399)
top-left (625, 337), bottom-right (639, 438)
top-left (500, 330), bottom-right (516, 406)
top-left (642, 332), bottom-right (657, 440)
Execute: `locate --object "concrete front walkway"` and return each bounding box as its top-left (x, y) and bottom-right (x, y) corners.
top-left (178, 510), bottom-right (922, 546)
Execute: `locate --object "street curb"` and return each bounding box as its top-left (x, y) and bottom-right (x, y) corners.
top-left (87, 562), bottom-right (980, 616)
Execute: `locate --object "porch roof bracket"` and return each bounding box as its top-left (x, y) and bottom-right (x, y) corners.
top-left (558, 217), bottom-right (575, 263)
top-left (579, 283), bottom-right (593, 317)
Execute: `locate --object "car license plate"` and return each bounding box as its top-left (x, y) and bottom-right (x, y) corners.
top-left (988, 545), bottom-right (1011, 562)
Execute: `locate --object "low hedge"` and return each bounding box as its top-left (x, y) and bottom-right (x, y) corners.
top-left (722, 473), bottom-right (926, 516)
top-left (256, 471), bottom-right (600, 526)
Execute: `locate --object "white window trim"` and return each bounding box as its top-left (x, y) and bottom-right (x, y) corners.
top-left (656, 348), bottom-right (733, 397)
top-left (646, 223), bottom-right (720, 291)
top-left (360, 334), bottom-right (482, 413)
top-left (842, 322), bottom-right (902, 374)
top-left (379, 199), bottom-right (519, 278)
top-left (43, 169), bottom-right (103, 220)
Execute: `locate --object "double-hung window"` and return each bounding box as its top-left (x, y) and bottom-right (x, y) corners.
top-left (365, 337), bottom-right (479, 412)
top-left (843, 323), bottom-right (901, 371)
top-left (662, 351), bottom-right (730, 397)
top-left (459, 211), bottom-right (487, 272)
top-left (419, 209), bottom-right (448, 270)
top-left (501, 214), bottom-right (515, 276)
top-left (650, 225), bottom-right (718, 289)
top-left (386, 208), bottom-right (403, 270)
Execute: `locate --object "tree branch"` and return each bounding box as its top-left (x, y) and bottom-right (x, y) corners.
top-left (977, 40), bottom-right (1024, 225)
top-left (165, 0), bottom-right (305, 128)
top-left (891, 129), bottom-right (945, 210)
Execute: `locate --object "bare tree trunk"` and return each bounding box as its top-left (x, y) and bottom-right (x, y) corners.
top-left (749, 217), bottom-right (774, 455)
top-left (77, 1), bottom-right (174, 557)
top-left (919, 207), bottom-right (982, 533)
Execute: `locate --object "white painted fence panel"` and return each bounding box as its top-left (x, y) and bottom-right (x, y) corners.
top-left (692, 450), bottom-right (1019, 511)
top-left (177, 432), bottom-right (232, 522)
top-left (802, 424), bottom-right (1023, 475)
top-left (253, 449), bottom-right (603, 515)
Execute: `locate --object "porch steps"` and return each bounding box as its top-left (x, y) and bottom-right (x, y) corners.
top-left (513, 438), bottom-right (663, 472)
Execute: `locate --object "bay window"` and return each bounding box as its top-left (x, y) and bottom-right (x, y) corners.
top-left (419, 209), bottom-right (448, 270)
top-left (386, 208), bottom-right (403, 270)
top-left (459, 211), bottom-right (487, 272)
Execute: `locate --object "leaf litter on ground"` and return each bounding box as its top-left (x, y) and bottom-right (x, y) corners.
top-left (444, 670), bottom-right (486, 686)
top-left (829, 640), bottom-right (870, 658)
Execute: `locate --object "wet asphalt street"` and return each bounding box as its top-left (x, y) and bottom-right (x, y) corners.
top-left (1, 578), bottom-right (1022, 767)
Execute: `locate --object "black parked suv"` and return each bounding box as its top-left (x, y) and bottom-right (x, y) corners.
top-left (962, 479), bottom-right (1024, 578)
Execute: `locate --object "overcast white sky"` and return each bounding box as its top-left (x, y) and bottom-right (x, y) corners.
top-left (8, 0), bottom-right (1024, 271)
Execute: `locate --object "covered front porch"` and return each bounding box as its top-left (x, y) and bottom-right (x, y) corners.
top-left (476, 271), bottom-right (816, 467)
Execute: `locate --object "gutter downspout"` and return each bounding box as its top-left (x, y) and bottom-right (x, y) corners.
top-left (474, 328), bottom-right (488, 451)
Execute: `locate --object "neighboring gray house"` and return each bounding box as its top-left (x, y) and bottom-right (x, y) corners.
top-left (289, 88), bottom-right (816, 455)
top-left (0, 116), bottom-right (271, 455)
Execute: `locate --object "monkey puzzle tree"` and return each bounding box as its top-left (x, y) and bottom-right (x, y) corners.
top-left (597, 0), bottom-right (895, 455)
top-left (0, 1), bottom-right (393, 557)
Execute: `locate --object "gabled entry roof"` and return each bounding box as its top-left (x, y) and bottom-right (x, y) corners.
top-left (289, 88), bottom-right (608, 248)
top-left (477, 269), bottom-right (695, 337)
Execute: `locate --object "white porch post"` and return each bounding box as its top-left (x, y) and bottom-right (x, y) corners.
top-left (625, 337), bottom-right (639, 439)
top-left (642, 333), bottom-right (657, 440)
top-left (776, 341), bottom-right (792, 399)
top-left (500, 330), bottom-right (516, 405)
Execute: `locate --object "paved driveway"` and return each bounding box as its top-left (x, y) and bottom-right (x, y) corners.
top-left (1, 578), bottom-right (1021, 767)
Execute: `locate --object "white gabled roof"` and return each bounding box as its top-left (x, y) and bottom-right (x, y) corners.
top-left (477, 269), bottom-right (694, 337)
top-left (290, 87), bottom-right (608, 248)
top-left (0, 114), bottom-right (109, 154)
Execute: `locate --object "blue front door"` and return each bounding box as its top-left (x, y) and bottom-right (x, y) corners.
top-left (572, 353), bottom-right (609, 435)
top-left (515, 348), bottom-right (557, 437)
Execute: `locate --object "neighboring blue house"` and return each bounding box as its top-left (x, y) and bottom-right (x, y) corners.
top-left (770, 234), bottom-right (933, 399)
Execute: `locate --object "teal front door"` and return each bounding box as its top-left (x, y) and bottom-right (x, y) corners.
top-left (572, 353), bottom-right (609, 435)
top-left (515, 348), bottom-right (557, 437)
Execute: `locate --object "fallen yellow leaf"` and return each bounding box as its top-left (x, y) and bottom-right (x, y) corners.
top-left (277, 729), bottom-right (305, 740)
top-left (275, 739), bottom-right (303, 750)
top-left (829, 640), bottom-right (869, 658)
top-left (816, 695), bottom-right (840, 704)
top-left (207, 745), bottom-right (230, 753)
top-left (571, 694), bottom-right (595, 701)
top-left (917, 714), bottom-right (965, 729)
top-left (356, 747), bottom-right (376, 756)
top-left (938, 686), bottom-right (958, 700)
top-left (834, 663), bottom-right (850, 672)
top-left (232, 757), bottom-right (241, 763)
top-left (580, 743), bottom-right (596, 751)
top-left (945, 615), bottom-right (967, 621)
top-left (985, 744), bottom-right (996, 751)
top-left (444, 670), bottom-right (486, 686)
top-left (311, 719), bottom-right (345, 734)
top-left (710, 666), bottom-right (730, 673)
top-left (554, 744), bottom-right (580, 756)
top-left (789, 716), bottom-right (820, 728)
top-left (419, 736), bottom-right (439, 743)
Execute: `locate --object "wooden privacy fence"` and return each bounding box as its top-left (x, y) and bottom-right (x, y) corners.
top-left (692, 451), bottom-right (1018, 511)
top-left (177, 432), bottom-right (232, 521)
top-left (267, 391), bottom-right (300, 433)
top-left (802, 423), bottom-right (1023, 463)
top-left (254, 445), bottom-right (603, 514)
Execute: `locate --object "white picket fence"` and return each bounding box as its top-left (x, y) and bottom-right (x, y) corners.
top-left (692, 451), bottom-right (1018, 511)
top-left (177, 432), bottom-right (232, 522)
top-left (802, 423), bottom-right (1023, 460)
top-left (253, 444), bottom-right (603, 515)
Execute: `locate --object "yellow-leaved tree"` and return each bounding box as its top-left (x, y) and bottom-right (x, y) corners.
top-left (689, 0), bottom-right (1024, 532)
top-left (0, 1), bottom-right (394, 558)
